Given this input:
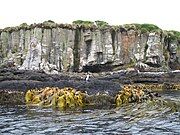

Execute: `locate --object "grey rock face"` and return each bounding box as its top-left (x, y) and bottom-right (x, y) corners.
top-left (0, 23), bottom-right (179, 73)
top-left (20, 37), bottom-right (58, 74)
top-left (11, 31), bottom-right (20, 53)
top-left (0, 32), bottom-right (9, 59)
top-left (59, 29), bottom-right (74, 71)
top-left (145, 33), bottom-right (164, 67)
top-left (81, 29), bottom-right (114, 66)
top-left (168, 40), bottom-right (180, 70)
top-left (20, 38), bottom-right (41, 70)
top-left (133, 34), bottom-right (147, 62)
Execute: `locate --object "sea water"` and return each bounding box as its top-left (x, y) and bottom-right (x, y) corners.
top-left (0, 90), bottom-right (179, 135)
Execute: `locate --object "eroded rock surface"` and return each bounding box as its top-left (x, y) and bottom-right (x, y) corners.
top-left (0, 21), bottom-right (179, 72)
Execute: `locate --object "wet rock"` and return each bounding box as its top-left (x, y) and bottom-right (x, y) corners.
top-left (0, 68), bottom-right (179, 105)
top-left (0, 90), bottom-right (25, 105)
top-left (0, 68), bottom-right (179, 92)
top-left (0, 68), bottom-right (122, 96)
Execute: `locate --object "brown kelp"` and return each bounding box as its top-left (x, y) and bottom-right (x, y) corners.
top-left (25, 84), bottom-right (164, 110)
top-left (25, 87), bottom-right (87, 110)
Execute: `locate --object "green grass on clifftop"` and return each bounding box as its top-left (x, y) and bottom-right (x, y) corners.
top-left (167, 30), bottom-right (180, 41)
top-left (0, 20), bottom-right (180, 42)
top-left (123, 23), bottom-right (161, 33)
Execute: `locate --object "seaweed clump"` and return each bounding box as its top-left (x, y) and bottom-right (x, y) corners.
top-left (25, 84), bottom-right (163, 110)
top-left (25, 87), bottom-right (87, 110)
top-left (115, 84), bottom-right (160, 107)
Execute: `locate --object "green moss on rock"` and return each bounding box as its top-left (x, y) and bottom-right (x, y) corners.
top-left (121, 23), bottom-right (161, 34)
top-left (0, 20), bottom-right (180, 40)
top-left (42, 20), bottom-right (57, 29)
top-left (111, 25), bottom-right (121, 31)
top-left (123, 24), bottom-right (137, 30)
top-left (95, 20), bottom-right (109, 29)
top-left (140, 24), bottom-right (161, 33)
top-left (73, 20), bottom-right (94, 28)
top-left (3, 27), bottom-right (19, 33)
top-left (167, 30), bottom-right (180, 41)
top-left (19, 23), bottom-right (30, 30)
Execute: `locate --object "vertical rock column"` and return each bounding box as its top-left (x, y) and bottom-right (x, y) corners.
top-left (73, 28), bottom-right (81, 72)
top-left (101, 29), bottom-right (114, 64)
top-left (42, 28), bottom-right (52, 63)
top-left (0, 31), bottom-right (2, 64)
top-left (133, 34), bottom-right (148, 62)
top-left (113, 30), bottom-right (122, 65)
top-left (119, 29), bottom-right (137, 64)
top-left (82, 29), bottom-right (103, 66)
top-left (19, 29), bottom-right (26, 65)
top-left (11, 31), bottom-right (20, 53)
top-left (24, 30), bottom-right (31, 51)
top-left (52, 28), bottom-right (61, 70)
top-left (168, 40), bottom-right (180, 69)
top-left (145, 33), bottom-right (165, 67)
top-left (0, 32), bottom-right (10, 63)
top-left (57, 28), bottom-right (74, 71)
top-left (79, 29), bottom-right (93, 70)
top-left (11, 31), bottom-right (21, 65)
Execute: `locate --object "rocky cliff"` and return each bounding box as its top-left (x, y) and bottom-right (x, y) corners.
top-left (0, 20), bottom-right (179, 73)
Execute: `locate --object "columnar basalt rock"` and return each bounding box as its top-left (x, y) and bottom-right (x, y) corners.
top-left (20, 38), bottom-right (41, 70)
top-left (168, 40), bottom-right (180, 70)
top-left (0, 32), bottom-right (9, 59)
top-left (133, 34), bottom-right (147, 62)
top-left (120, 29), bottom-right (136, 64)
top-left (0, 21), bottom-right (179, 73)
top-left (145, 33), bottom-right (164, 67)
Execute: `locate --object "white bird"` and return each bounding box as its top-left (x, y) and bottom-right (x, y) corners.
top-left (85, 73), bottom-right (90, 82)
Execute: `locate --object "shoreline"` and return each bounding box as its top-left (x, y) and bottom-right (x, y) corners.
top-left (0, 68), bottom-right (179, 91)
top-left (0, 68), bottom-right (179, 105)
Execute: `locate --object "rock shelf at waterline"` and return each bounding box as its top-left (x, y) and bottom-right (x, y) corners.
top-left (0, 68), bottom-right (179, 106)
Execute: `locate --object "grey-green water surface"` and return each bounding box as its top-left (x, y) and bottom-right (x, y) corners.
top-left (0, 90), bottom-right (180, 135)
